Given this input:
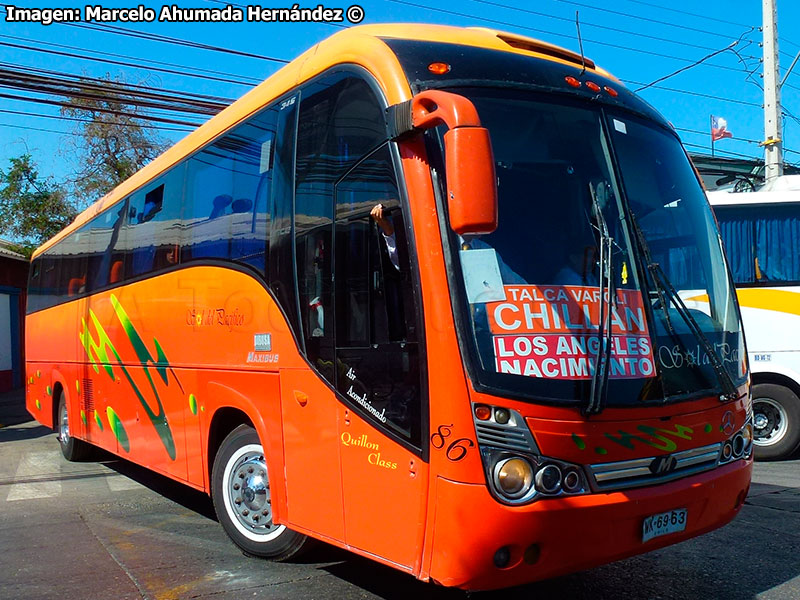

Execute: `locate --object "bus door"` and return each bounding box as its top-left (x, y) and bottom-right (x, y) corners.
top-left (333, 145), bottom-right (428, 569)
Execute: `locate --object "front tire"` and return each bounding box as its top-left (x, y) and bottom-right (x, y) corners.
top-left (752, 383), bottom-right (800, 460)
top-left (212, 425), bottom-right (309, 560)
top-left (57, 391), bottom-right (92, 461)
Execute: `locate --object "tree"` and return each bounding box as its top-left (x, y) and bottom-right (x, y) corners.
top-left (61, 74), bottom-right (168, 205)
top-left (0, 154), bottom-right (76, 257)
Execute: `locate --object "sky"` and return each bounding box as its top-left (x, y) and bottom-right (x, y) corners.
top-left (1, 0), bottom-right (799, 188)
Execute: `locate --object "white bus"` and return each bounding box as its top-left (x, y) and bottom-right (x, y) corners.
top-left (709, 177), bottom-right (800, 459)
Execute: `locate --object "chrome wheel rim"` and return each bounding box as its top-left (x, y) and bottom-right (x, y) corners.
top-left (222, 443), bottom-right (284, 542)
top-left (752, 397), bottom-right (789, 447)
top-left (59, 401), bottom-right (70, 445)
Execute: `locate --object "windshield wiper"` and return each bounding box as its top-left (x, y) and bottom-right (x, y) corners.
top-left (585, 183), bottom-right (615, 416)
top-left (628, 212), bottom-right (739, 402)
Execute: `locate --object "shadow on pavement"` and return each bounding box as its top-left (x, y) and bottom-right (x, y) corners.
top-left (102, 454), bottom-right (217, 520)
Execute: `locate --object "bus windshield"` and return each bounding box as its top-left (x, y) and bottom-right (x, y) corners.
top-left (437, 88), bottom-right (746, 407)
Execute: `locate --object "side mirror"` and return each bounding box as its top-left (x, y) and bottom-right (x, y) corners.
top-left (410, 90), bottom-right (498, 235)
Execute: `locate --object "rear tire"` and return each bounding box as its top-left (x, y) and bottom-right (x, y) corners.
top-left (752, 383), bottom-right (800, 460)
top-left (212, 425), bottom-right (310, 560)
top-left (57, 391), bottom-right (92, 461)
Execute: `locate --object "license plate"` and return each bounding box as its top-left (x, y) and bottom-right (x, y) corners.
top-left (642, 508), bottom-right (687, 543)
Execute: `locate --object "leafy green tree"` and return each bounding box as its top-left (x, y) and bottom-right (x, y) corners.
top-left (61, 74), bottom-right (168, 205)
top-left (0, 154), bottom-right (76, 257)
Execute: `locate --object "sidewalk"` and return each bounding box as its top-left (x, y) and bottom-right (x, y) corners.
top-left (0, 387), bottom-right (30, 428)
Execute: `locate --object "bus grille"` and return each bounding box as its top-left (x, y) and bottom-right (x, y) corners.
top-left (586, 443), bottom-right (722, 492)
top-left (475, 421), bottom-right (536, 453)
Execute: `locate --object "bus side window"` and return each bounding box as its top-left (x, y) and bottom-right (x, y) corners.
top-left (334, 144), bottom-right (423, 447)
top-left (119, 168), bottom-right (184, 279)
top-left (184, 108), bottom-right (276, 275)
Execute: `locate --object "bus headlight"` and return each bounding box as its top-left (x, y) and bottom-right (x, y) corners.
top-left (493, 457), bottom-right (534, 499)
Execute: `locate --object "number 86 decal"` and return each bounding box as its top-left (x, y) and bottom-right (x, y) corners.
top-left (431, 424), bottom-right (475, 462)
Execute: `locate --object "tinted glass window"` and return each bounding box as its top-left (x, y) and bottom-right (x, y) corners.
top-left (269, 95), bottom-right (300, 336)
top-left (116, 167), bottom-right (184, 279)
top-left (294, 72), bottom-right (386, 377)
top-left (335, 144), bottom-right (422, 446)
top-left (184, 107), bottom-right (276, 274)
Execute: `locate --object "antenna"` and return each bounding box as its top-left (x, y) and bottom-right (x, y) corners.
top-left (575, 11), bottom-right (587, 76)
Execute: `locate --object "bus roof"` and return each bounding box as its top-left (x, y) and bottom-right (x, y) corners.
top-left (34, 23), bottom-right (611, 259)
top-left (708, 176), bottom-right (800, 206)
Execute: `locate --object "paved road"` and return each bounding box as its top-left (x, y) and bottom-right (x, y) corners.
top-left (1, 388), bottom-right (798, 600)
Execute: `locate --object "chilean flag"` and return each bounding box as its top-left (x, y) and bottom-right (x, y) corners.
top-left (711, 115), bottom-right (733, 141)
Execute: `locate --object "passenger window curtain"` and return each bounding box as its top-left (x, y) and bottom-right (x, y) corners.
top-left (716, 210), bottom-right (755, 284)
top-left (756, 206), bottom-right (800, 283)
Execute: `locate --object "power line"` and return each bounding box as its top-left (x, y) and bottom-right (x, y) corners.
top-left (0, 92), bottom-right (205, 127)
top-left (0, 108), bottom-right (194, 133)
top-left (386, 0), bottom-right (757, 77)
top-left (60, 20), bottom-right (290, 64)
top-left (0, 60), bottom-right (239, 105)
top-left (621, 80), bottom-right (761, 107)
top-left (553, 0), bottom-right (752, 45)
top-left (634, 30), bottom-right (753, 92)
top-left (682, 142), bottom-right (759, 161)
top-left (0, 4), bottom-right (290, 64)
top-left (202, 0), bottom-right (348, 28)
top-left (0, 33), bottom-right (262, 86)
top-left (465, 0), bottom-right (761, 60)
top-left (0, 40), bottom-right (261, 88)
top-left (0, 68), bottom-right (230, 115)
top-left (0, 121), bottom-right (81, 137)
top-left (675, 126), bottom-right (762, 145)
top-left (619, 0), bottom-right (752, 30)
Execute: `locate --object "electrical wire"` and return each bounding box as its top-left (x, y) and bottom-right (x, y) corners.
top-left (0, 92), bottom-right (205, 127)
top-left (386, 0), bottom-right (756, 76)
top-left (621, 80), bottom-right (761, 107)
top-left (466, 0), bottom-right (761, 59)
top-left (0, 40), bottom-right (262, 88)
top-left (0, 108), bottom-right (194, 133)
top-left (0, 33), bottom-right (262, 86)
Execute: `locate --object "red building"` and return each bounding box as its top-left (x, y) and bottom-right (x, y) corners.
top-left (0, 240), bottom-right (27, 392)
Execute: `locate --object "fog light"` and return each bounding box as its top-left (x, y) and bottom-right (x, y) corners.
top-left (732, 433), bottom-right (744, 457)
top-left (494, 408), bottom-right (510, 424)
top-left (494, 546), bottom-right (511, 568)
top-left (563, 469), bottom-right (581, 492)
top-left (722, 441), bottom-right (733, 461)
top-left (535, 464), bottom-right (562, 494)
top-left (495, 458), bottom-right (534, 498)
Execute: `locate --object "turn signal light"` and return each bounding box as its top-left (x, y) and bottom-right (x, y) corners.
top-left (428, 62), bottom-right (451, 75)
top-left (475, 405), bottom-right (492, 420)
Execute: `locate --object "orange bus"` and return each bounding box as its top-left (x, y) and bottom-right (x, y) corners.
top-left (25, 24), bottom-right (753, 590)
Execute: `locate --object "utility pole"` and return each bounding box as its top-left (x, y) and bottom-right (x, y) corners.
top-left (763, 0), bottom-right (783, 182)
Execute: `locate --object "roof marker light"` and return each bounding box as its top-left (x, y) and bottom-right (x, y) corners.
top-left (604, 86), bottom-right (619, 97)
top-left (565, 76), bottom-right (581, 88)
top-left (586, 81), bottom-right (601, 92)
top-left (428, 62), bottom-right (451, 75)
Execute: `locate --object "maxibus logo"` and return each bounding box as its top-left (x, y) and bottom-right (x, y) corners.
top-left (80, 294), bottom-right (177, 460)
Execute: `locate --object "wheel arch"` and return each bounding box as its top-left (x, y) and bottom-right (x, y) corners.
top-left (202, 378), bottom-right (287, 524)
top-left (50, 380), bottom-right (65, 431)
top-left (751, 371), bottom-right (800, 403)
